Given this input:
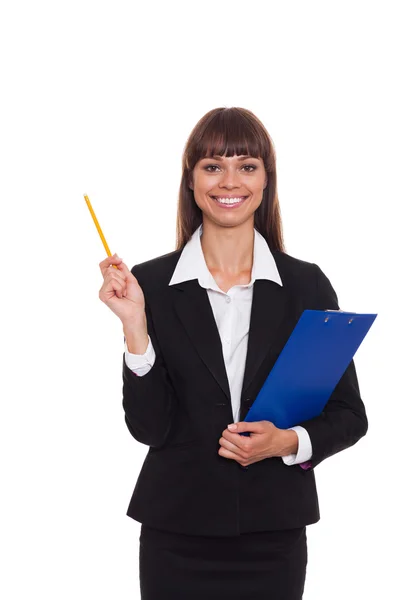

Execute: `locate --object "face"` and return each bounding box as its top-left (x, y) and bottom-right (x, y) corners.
top-left (189, 154), bottom-right (268, 226)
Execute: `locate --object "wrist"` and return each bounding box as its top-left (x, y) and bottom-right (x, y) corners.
top-left (274, 429), bottom-right (299, 457)
top-left (122, 313), bottom-right (147, 334)
top-left (123, 316), bottom-right (149, 355)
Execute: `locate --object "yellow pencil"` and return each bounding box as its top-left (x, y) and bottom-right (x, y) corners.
top-left (84, 194), bottom-right (118, 269)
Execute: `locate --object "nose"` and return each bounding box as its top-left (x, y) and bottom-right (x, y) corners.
top-left (219, 166), bottom-right (241, 189)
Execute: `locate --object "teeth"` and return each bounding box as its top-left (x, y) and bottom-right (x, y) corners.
top-left (213, 197), bottom-right (245, 205)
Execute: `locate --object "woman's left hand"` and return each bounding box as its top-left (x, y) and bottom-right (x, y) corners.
top-left (218, 420), bottom-right (297, 467)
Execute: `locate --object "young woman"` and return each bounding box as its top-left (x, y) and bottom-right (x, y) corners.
top-left (99, 107), bottom-right (368, 600)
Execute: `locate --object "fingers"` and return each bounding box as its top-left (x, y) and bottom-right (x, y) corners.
top-left (219, 436), bottom-right (243, 454)
top-left (109, 272), bottom-right (126, 298)
top-left (220, 431), bottom-right (250, 454)
top-left (99, 253), bottom-right (136, 283)
top-left (98, 254), bottom-right (128, 300)
top-left (104, 265), bottom-right (125, 291)
top-left (99, 272), bottom-right (125, 301)
top-left (218, 440), bottom-right (249, 463)
top-left (99, 253), bottom-right (123, 277)
top-left (113, 259), bottom-right (134, 281)
top-left (99, 253), bottom-right (122, 267)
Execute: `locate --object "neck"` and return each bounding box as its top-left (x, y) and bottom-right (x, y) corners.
top-left (200, 219), bottom-right (254, 275)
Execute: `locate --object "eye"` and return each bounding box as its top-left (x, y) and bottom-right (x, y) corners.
top-left (203, 164), bottom-right (258, 173)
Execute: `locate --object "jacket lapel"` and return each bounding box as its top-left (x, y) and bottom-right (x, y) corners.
top-left (170, 265), bottom-right (298, 404)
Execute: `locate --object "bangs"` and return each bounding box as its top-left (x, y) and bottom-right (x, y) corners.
top-left (186, 108), bottom-right (272, 169)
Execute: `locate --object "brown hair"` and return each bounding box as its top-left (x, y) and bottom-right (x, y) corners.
top-left (175, 107), bottom-right (286, 253)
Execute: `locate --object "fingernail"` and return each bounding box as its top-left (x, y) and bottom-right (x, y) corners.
top-left (228, 424), bottom-right (237, 431)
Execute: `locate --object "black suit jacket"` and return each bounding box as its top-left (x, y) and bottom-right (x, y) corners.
top-left (122, 248), bottom-right (368, 537)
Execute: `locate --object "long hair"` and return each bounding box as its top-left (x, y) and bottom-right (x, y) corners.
top-left (175, 107), bottom-right (286, 253)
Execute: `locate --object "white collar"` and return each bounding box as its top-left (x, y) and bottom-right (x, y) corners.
top-left (168, 223), bottom-right (282, 289)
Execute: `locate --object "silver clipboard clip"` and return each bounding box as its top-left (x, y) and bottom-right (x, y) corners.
top-left (324, 309), bottom-right (355, 324)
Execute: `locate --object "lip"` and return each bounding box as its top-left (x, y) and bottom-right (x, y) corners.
top-left (211, 195), bottom-right (248, 199)
top-left (210, 195), bottom-right (248, 209)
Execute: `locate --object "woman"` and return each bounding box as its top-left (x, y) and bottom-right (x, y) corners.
top-left (99, 107), bottom-right (368, 600)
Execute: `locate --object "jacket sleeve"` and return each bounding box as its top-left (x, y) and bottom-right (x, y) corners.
top-left (295, 264), bottom-right (369, 469)
top-left (121, 267), bottom-right (178, 448)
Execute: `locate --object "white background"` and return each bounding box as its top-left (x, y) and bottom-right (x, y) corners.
top-left (1, 1), bottom-right (418, 598)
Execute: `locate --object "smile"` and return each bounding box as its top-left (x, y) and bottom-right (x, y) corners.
top-left (210, 196), bottom-right (248, 207)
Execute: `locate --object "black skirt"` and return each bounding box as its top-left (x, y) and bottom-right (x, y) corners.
top-left (139, 524), bottom-right (308, 600)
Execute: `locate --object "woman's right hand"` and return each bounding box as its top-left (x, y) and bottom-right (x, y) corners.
top-left (98, 254), bottom-right (146, 324)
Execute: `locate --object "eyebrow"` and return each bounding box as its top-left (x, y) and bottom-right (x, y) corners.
top-left (203, 155), bottom-right (260, 161)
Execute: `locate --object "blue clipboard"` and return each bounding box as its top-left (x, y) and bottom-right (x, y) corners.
top-left (243, 309), bottom-right (377, 430)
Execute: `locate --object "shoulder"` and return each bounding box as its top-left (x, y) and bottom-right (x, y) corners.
top-left (130, 249), bottom-right (183, 295)
top-left (272, 250), bottom-right (339, 308)
top-left (271, 250), bottom-right (322, 291)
